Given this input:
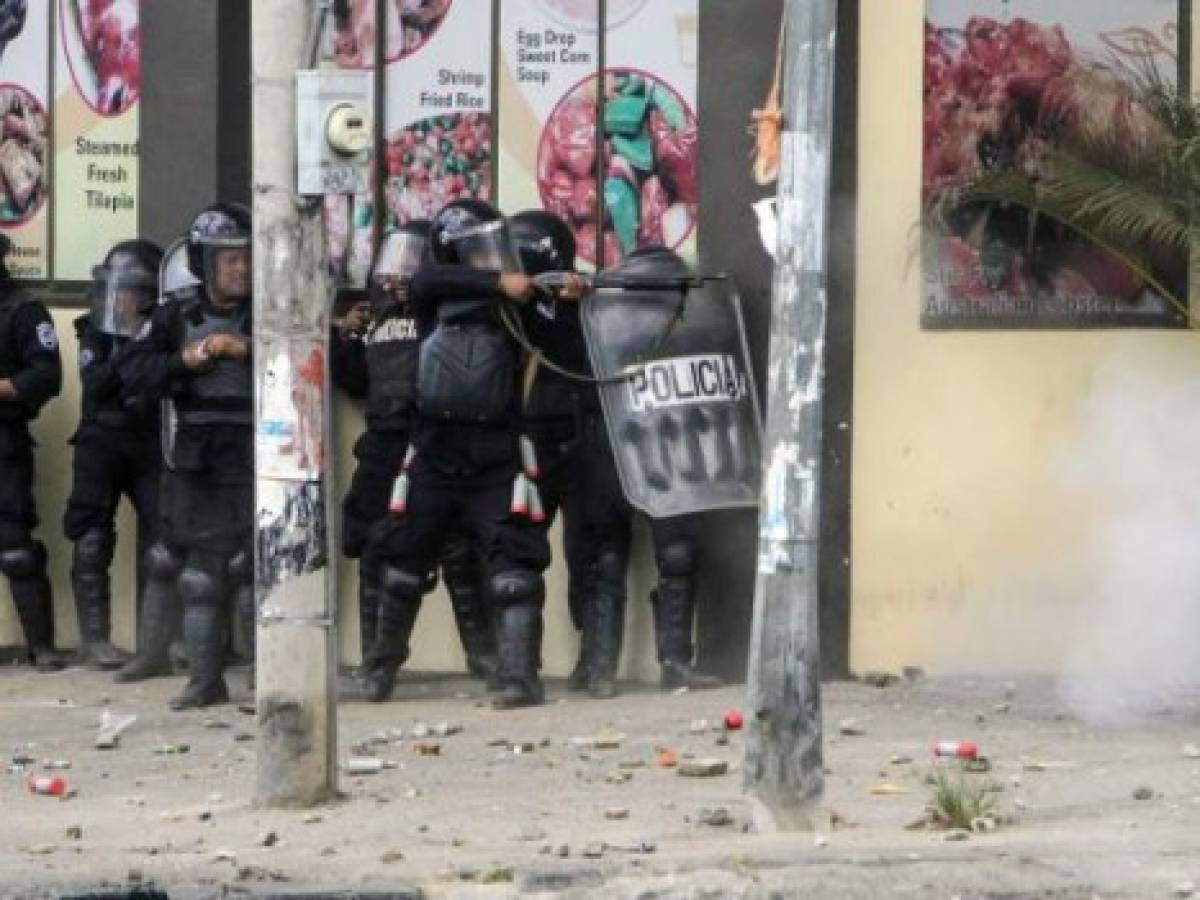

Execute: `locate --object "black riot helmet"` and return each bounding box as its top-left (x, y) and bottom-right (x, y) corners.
top-left (612, 244), bottom-right (692, 280)
top-left (89, 239), bottom-right (164, 336)
top-left (372, 220), bottom-right (430, 288)
top-left (186, 202), bottom-right (252, 287)
top-left (510, 209), bottom-right (576, 276)
top-left (369, 219), bottom-right (430, 314)
top-left (429, 199), bottom-right (522, 273)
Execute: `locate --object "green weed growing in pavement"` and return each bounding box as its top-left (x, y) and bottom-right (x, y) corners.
top-left (928, 771), bottom-right (995, 830)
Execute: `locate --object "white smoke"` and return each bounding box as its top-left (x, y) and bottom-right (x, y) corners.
top-left (1053, 357), bottom-right (1200, 725)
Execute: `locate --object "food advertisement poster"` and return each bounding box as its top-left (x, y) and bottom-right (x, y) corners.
top-left (499, 0), bottom-right (698, 268)
top-left (0, 1), bottom-right (51, 280)
top-left (53, 0), bottom-right (140, 281)
top-left (923, 1), bottom-right (1183, 328)
top-left (603, 0), bottom-right (698, 266)
top-left (327, 0), bottom-right (376, 287)
top-left (384, 0), bottom-right (493, 226)
top-left (498, 0), bottom-right (600, 264)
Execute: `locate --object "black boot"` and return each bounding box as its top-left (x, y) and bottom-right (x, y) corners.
top-left (234, 584), bottom-right (255, 692)
top-left (493, 603), bottom-right (545, 710)
top-left (5, 542), bottom-right (68, 672)
top-left (566, 647), bottom-right (591, 692)
top-left (71, 529), bottom-right (125, 670)
top-left (74, 574), bottom-right (127, 670)
top-left (170, 563), bottom-right (229, 710)
top-left (654, 581), bottom-right (723, 692)
top-left (170, 604), bottom-right (229, 710)
top-left (440, 537), bottom-right (501, 687)
top-left (585, 548), bottom-right (627, 699)
top-left (363, 567), bottom-right (423, 703)
top-left (115, 567), bottom-right (180, 682)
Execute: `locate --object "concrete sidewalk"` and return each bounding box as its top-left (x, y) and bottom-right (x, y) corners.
top-left (1, 667), bottom-right (1198, 898)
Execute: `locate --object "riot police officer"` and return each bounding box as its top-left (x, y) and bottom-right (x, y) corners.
top-left (590, 246), bottom-right (722, 691)
top-left (0, 233), bottom-right (67, 671)
top-left (333, 221), bottom-right (498, 686)
top-left (119, 203), bottom-right (254, 709)
top-left (64, 240), bottom-right (164, 670)
top-left (368, 199), bottom-right (550, 709)
top-left (509, 210), bottom-right (629, 698)
top-left (113, 239), bottom-right (198, 684)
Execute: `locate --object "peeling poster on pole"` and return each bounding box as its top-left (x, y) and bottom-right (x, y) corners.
top-left (256, 337), bottom-right (328, 482)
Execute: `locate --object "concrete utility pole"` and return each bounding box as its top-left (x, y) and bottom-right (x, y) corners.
top-left (744, 0), bottom-right (838, 831)
top-left (252, 0), bottom-right (338, 807)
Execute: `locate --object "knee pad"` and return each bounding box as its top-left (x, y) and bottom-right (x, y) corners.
top-left (657, 541), bottom-right (694, 579)
top-left (227, 550), bottom-right (253, 586)
top-left (178, 567), bottom-right (221, 608)
top-left (490, 569), bottom-right (543, 608)
top-left (380, 565), bottom-right (425, 603)
top-left (144, 542), bottom-right (183, 580)
top-left (595, 548), bottom-right (627, 585)
top-left (72, 528), bottom-right (116, 573)
top-left (0, 540), bottom-right (46, 578)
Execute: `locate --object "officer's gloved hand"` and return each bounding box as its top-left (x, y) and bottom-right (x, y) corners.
top-left (182, 340), bottom-right (216, 373)
top-left (206, 334), bottom-right (250, 362)
top-left (499, 273), bottom-right (536, 304)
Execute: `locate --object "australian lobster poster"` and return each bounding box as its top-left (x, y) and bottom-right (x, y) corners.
top-left (53, 0), bottom-right (140, 281)
top-left (922, 1), bottom-right (1184, 328)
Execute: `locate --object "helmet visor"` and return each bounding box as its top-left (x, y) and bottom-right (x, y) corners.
top-left (373, 230), bottom-right (427, 287)
top-left (160, 240), bottom-right (201, 303)
top-left (449, 219), bottom-right (524, 274)
top-left (90, 267), bottom-right (157, 336)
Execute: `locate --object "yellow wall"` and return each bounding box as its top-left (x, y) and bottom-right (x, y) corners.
top-left (1, 311), bottom-right (662, 681)
top-left (851, 2), bottom-right (1200, 674)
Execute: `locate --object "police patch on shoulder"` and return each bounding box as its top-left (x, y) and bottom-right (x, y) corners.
top-left (78, 348), bottom-right (94, 369)
top-left (36, 322), bottom-right (58, 350)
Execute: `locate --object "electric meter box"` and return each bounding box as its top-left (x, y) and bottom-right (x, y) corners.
top-left (296, 70), bottom-right (374, 196)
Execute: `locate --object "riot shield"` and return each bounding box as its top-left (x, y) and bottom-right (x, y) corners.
top-left (582, 279), bottom-right (762, 519)
top-left (158, 237), bottom-right (199, 470)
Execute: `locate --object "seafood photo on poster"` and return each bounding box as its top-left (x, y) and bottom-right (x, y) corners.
top-left (384, 0), bottom-right (493, 225)
top-left (922, 1), bottom-right (1184, 328)
top-left (0, 1), bottom-right (50, 280)
top-left (61, 0), bottom-right (139, 116)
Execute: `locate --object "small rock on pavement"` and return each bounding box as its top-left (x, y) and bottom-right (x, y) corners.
top-left (604, 807), bottom-right (630, 820)
top-left (258, 830), bottom-right (278, 848)
top-left (943, 830), bottom-right (972, 842)
top-left (1132, 785), bottom-right (1155, 801)
top-left (302, 813), bottom-right (322, 824)
top-left (65, 826), bottom-right (82, 841)
top-left (582, 842), bottom-right (605, 858)
top-left (380, 849), bottom-right (405, 864)
top-left (861, 671), bottom-right (900, 689)
top-left (1173, 881), bottom-right (1196, 898)
top-left (699, 806), bottom-right (732, 827)
top-left (677, 758), bottom-right (729, 778)
top-left (839, 718), bottom-right (865, 737)
top-left (814, 835), bottom-right (829, 848)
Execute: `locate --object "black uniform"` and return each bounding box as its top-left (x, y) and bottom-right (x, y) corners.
top-left (120, 295), bottom-right (254, 707)
top-left (521, 292), bottom-right (634, 696)
top-left (63, 314), bottom-right (160, 667)
top-left (332, 294), bottom-right (497, 680)
top-left (0, 284), bottom-right (63, 668)
top-left (370, 264), bottom-right (551, 706)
